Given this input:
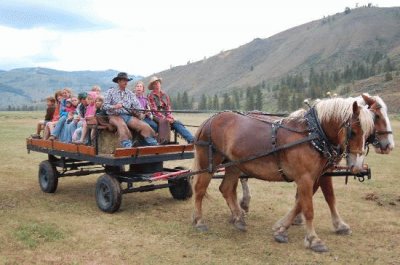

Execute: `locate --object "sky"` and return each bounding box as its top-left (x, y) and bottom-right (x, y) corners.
top-left (0, 0), bottom-right (399, 76)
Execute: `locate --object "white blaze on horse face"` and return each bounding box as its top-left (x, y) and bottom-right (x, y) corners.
top-left (347, 153), bottom-right (365, 174)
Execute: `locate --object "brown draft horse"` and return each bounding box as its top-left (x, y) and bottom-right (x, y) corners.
top-left (192, 98), bottom-right (374, 252)
top-left (240, 94), bottom-right (395, 236)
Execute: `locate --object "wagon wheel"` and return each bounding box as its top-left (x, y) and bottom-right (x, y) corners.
top-left (38, 160), bottom-right (59, 193)
top-left (168, 167), bottom-right (193, 200)
top-left (95, 174), bottom-right (122, 213)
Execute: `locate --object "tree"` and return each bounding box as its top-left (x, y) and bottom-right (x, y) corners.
top-left (255, 88), bottom-right (263, 110)
top-left (182, 91), bottom-right (190, 109)
top-left (233, 90), bottom-right (240, 110)
top-left (344, 7), bottom-right (351, 14)
top-left (212, 94), bottom-right (220, 110)
top-left (245, 88), bottom-right (255, 111)
top-left (222, 93), bottom-right (232, 110)
top-left (385, 72), bottom-right (393, 82)
top-left (199, 94), bottom-right (207, 110)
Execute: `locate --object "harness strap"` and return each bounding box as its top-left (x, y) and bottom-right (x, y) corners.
top-left (271, 120), bottom-right (293, 182)
top-left (181, 134), bottom-right (319, 181)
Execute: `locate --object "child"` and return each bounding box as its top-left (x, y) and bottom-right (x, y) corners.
top-left (31, 96), bottom-right (56, 139)
top-left (73, 92), bottom-right (96, 144)
top-left (44, 90), bottom-right (63, 139)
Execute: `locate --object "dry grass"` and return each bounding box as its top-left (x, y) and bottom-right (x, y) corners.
top-left (0, 111), bottom-right (399, 265)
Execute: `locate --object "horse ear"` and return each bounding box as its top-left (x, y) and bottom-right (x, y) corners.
top-left (361, 93), bottom-right (375, 107)
top-left (352, 101), bottom-right (360, 116)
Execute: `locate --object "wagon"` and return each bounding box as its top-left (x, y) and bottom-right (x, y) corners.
top-left (27, 128), bottom-right (196, 213)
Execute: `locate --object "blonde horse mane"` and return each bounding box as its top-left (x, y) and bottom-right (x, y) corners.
top-left (315, 98), bottom-right (374, 136)
top-left (287, 97), bottom-right (374, 136)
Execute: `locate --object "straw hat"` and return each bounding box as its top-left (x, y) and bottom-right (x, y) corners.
top-left (112, 72), bottom-right (133, 83)
top-left (148, 76), bottom-right (162, 90)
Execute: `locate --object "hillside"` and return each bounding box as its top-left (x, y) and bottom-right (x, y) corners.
top-left (144, 7), bottom-right (400, 99)
top-left (0, 68), bottom-right (142, 109)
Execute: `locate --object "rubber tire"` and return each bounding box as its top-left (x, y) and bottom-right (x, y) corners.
top-left (95, 174), bottom-right (122, 213)
top-left (168, 167), bottom-right (193, 200)
top-left (38, 160), bottom-right (58, 193)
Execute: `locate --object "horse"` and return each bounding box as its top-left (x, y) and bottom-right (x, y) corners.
top-left (239, 94), bottom-right (395, 236)
top-left (191, 97), bottom-right (375, 252)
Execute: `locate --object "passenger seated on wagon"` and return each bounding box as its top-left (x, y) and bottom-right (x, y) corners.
top-left (44, 90), bottom-right (65, 139)
top-left (47, 88), bottom-right (74, 141)
top-left (103, 72), bottom-right (158, 148)
top-left (31, 96), bottom-right (56, 139)
top-left (73, 91), bottom-right (97, 144)
top-left (148, 76), bottom-right (194, 144)
top-left (134, 80), bottom-right (158, 132)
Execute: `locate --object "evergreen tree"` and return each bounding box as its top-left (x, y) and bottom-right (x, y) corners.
top-left (182, 91), bottom-right (190, 109)
top-left (222, 93), bottom-right (232, 110)
top-left (233, 90), bottom-right (240, 110)
top-left (175, 92), bottom-right (182, 109)
top-left (255, 88), bottom-right (263, 110)
top-left (212, 94), bottom-right (220, 110)
top-left (245, 88), bottom-right (255, 111)
top-left (199, 94), bottom-right (207, 110)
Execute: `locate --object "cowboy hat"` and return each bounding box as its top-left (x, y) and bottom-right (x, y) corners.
top-left (112, 72), bottom-right (133, 83)
top-left (148, 76), bottom-right (162, 90)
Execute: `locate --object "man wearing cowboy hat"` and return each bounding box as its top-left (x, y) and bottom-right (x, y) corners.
top-left (148, 76), bottom-right (194, 143)
top-left (103, 72), bottom-right (157, 147)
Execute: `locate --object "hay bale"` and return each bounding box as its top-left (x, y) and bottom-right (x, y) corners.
top-left (98, 130), bottom-right (120, 154)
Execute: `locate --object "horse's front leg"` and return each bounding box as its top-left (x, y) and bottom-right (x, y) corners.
top-left (320, 176), bottom-right (351, 235)
top-left (239, 178), bottom-right (251, 213)
top-left (298, 176), bottom-right (329, 252)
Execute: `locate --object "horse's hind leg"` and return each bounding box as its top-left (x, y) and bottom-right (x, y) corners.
top-left (239, 178), bottom-right (251, 213)
top-left (192, 172), bottom-right (213, 232)
top-left (219, 166), bottom-right (246, 231)
top-left (320, 176), bottom-right (351, 235)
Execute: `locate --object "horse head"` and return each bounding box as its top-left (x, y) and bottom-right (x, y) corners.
top-left (344, 102), bottom-right (374, 174)
top-left (315, 99), bottom-right (374, 174)
top-left (361, 93), bottom-right (395, 154)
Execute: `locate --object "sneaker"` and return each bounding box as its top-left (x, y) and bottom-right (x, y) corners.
top-left (31, 134), bottom-right (41, 139)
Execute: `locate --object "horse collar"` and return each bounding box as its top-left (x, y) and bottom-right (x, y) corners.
top-left (305, 107), bottom-right (343, 163)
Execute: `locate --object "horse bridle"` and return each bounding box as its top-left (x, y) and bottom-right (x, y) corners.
top-left (366, 103), bottom-right (393, 148)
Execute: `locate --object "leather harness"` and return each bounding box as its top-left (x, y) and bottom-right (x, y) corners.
top-left (193, 108), bottom-right (351, 182)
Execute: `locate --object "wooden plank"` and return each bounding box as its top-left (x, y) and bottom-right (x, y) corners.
top-left (53, 141), bottom-right (78, 153)
top-left (114, 144), bottom-right (194, 157)
top-left (78, 145), bottom-right (96, 156)
top-left (31, 139), bottom-right (53, 149)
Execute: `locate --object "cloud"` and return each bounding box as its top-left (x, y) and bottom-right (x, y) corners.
top-left (0, 1), bottom-right (113, 31)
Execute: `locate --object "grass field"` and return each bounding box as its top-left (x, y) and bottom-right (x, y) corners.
top-left (0, 111), bottom-right (399, 265)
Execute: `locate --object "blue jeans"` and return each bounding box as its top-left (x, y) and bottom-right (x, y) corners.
top-left (51, 115), bottom-right (67, 138)
top-left (120, 114), bottom-right (133, 124)
top-left (171, 120), bottom-right (194, 143)
top-left (144, 117), bottom-right (158, 132)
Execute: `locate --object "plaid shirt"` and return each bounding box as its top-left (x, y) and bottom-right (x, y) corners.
top-left (148, 90), bottom-right (173, 119)
top-left (103, 87), bottom-right (141, 115)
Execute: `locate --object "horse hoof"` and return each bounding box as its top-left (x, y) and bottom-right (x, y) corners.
top-left (233, 220), bottom-right (247, 232)
top-left (274, 232), bottom-right (288, 243)
top-left (292, 214), bottom-right (304, 226)
top-left (310, 243), bottom-right (329, 253)
top-left (335, 227), bottom-right (352, 235)
top-left (195, 224), bottom-right (209, 232)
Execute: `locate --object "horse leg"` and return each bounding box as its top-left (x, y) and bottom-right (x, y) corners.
top-left (298, 176), bottom-right (328, 252)
top-left (192, 172), bottom-right (213, 232)
top-left (219, 167), bottom-right (246, 231)
top-left (320, 176), bottom-right (351, 235)
top-left (272, 199), bottom-right (302, 243)
top-left (292, 178), bottom-right (321, 226)
top-left (239, 178), bottom-right (251, 213)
